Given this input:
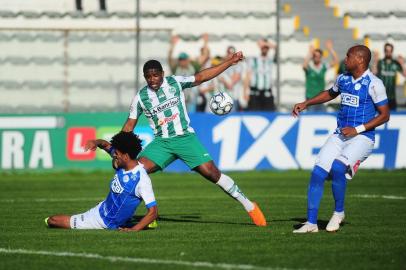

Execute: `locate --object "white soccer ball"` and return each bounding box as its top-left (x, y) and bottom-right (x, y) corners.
top-left (209, 92), bottom-right (234, 115)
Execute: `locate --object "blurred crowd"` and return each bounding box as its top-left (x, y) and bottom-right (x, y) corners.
top-left (167, 34), bottom-right (406, 112)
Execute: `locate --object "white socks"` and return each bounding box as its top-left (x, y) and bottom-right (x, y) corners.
top-left (216, 174), bottom-right (254, 212)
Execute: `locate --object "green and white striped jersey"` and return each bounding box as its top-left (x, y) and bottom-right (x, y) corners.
top-left (129, 75), bottom-right (196, 138)
top-left (248, 56), bottom-right (273, 90)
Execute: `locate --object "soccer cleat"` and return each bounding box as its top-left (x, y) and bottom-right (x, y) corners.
top-left (326, 212), bottom-right (345, 232)
top-left (44, 217), bottom-right (49, 227)
top-left (293, 222), bottom-right (319, 233)
top-left (147, 220), bottom-right (158, 229)
top-left (248, 202), bottom-right (267, 226)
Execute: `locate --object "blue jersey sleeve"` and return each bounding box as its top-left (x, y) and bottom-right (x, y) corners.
top-left (329, 73), bottom-right (344, 95)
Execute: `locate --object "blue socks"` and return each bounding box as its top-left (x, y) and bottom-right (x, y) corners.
top-left (307, 166), bottom-right (328, 224)
top-left (306, 161), bottom-right (348, 224)
top-left (331, 160), bottom-right (347, 213)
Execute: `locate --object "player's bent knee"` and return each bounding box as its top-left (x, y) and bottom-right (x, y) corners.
top-left (310, 165), bottom-right (328, 185)
top-left (331, 159), bottom-right (347, 175)
top-left (138, 157), bottom-right (160, 174)
top-left (195, 162), bottom-right (221, 182)
top-left (206, 163), bottom-right (221, 181)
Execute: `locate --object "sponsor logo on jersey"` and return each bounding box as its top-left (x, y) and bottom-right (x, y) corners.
top-left (169, 87), bottom-right (176, 94)
top-left (341, 93), bottom-right (359, 107)
top-left (145, 97), bottom-right (180, 117)
top-left (361, 79), bottom-right (369, 85)
top-left (111, 175), bottom-right (124, 193)
top-left (354, 83), bottom-right (361, 91)
top-left (158, 113), bottom-right (179, 126)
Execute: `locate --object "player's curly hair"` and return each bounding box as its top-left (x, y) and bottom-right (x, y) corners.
top-left (143, 60), bottom-right (163, 73)
top-left (110, 131), bottom-right (142, 160)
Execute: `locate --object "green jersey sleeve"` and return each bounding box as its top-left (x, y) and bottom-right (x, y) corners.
top-left (173, 75), bottom-right (196, 90)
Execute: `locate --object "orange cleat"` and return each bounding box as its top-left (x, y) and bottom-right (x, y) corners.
top-left (248, 202), bottom-right (267, 226)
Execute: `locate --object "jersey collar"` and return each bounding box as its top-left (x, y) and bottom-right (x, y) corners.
top-left (122, 162), bottom-right (143, 174)
top-left (351, 69), bottom-right (371, 83)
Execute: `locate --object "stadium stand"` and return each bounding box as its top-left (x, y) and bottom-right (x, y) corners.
top-left (0, 0), bottom-right (317, 112)
top-left (329, 0), bottom-right (406, 16)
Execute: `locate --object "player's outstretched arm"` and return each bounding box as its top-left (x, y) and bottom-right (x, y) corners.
top-left (193, 51), bottom-right (244, 86)
top-left (84, 139), bottom-right (111, 152)
top-left (119, 205), bottom-right (158, 232)
top-left (292, 90), bottom-right (338, 117)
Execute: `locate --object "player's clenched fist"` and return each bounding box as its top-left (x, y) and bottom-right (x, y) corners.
top-left (340, 126), bottom-right (358, 137)
top-left (292, 102), bottom-right (307, 117)
top-left (84, 140), bottom-right (97, 151)
top-left (230, 51), bottom-right (244, 65)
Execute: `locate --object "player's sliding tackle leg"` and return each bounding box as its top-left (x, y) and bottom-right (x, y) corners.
top-left (327, 160), bottom-right (347, 232)
top-left (194, 161), bottom-right (267, 226)
top-left (293, 165), bottom-right (328, 233)
top-left (45, 215), bottom-right (71, 228)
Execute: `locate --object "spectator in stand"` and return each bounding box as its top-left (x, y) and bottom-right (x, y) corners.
top-left (337, 59), bottom-right (346, 75)
top-left (168, 34), bottom-right (210, 113)
top-left (372, 43), bottom-right (406, 111)
top-left (303, 40), bottom-right (338, 112)
top-left (224, 46), bottom-right (247, 111)
top-left (246, 39), bottom-right (277, 111)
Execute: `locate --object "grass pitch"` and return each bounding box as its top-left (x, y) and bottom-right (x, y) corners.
top-left (0, 170), bottom-right (405, 270)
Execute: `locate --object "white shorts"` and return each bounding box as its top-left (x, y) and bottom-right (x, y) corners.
top-left (315, 134), bottom-right (374, 179)
top-left (70, 202), bottom-right (107, 229)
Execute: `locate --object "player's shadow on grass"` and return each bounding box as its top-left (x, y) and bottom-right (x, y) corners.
top-left (130, 214), bottom-right (252, 226)
top-left (290, 217), bottom-right (348, 230)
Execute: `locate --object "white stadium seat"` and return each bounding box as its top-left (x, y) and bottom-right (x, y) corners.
top-left (330, 0), bottom-right (406, 16)
top-left (348, 16), bottom-right (406, 37)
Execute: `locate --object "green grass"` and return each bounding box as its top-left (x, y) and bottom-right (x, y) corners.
top-left (0, 170), bottom-right (405, 270)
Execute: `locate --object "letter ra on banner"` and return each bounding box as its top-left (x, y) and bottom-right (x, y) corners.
top-left (67, 127), bottom-right (96, 160)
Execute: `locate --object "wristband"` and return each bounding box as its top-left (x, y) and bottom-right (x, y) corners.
top-left (355, 125), bottom-right (366, 134)
top-left (107, 147), bottom-right (115, 155)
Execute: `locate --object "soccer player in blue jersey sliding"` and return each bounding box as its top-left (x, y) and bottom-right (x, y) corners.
top-left (46, 131), bottom-right (158, 231)
top-left (292, 45), bottom-right (390, 233)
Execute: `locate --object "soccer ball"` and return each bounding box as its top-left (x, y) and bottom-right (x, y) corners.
top-left (209, 92), bottom-right (234, 115)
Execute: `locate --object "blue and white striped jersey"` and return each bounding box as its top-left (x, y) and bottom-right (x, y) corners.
top-left (98, 164), bottom-right (156, 229)
top-left (330, 69), bottom-right (388, 141)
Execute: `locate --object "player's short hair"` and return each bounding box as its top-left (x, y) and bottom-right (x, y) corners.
top-left (143, 60), bottom-right (163, 73)
top-left (353, 45), bottom-right (371, 66)
top-left (110, 131), bottom-right (142, 160)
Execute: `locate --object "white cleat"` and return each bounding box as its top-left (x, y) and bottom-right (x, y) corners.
top-left (293, 222), bottom-right (319, 233)
top-left (326, 212), bottom-right (345, 232)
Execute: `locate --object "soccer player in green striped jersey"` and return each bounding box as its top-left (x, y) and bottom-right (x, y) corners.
top-left (121, 52), bottom-right (267, 226)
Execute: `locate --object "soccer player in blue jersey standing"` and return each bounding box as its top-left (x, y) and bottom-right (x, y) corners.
top-left (292, 45), bottom-right (390, 233)
top-left (46, 132), bottom-right (158, 231)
